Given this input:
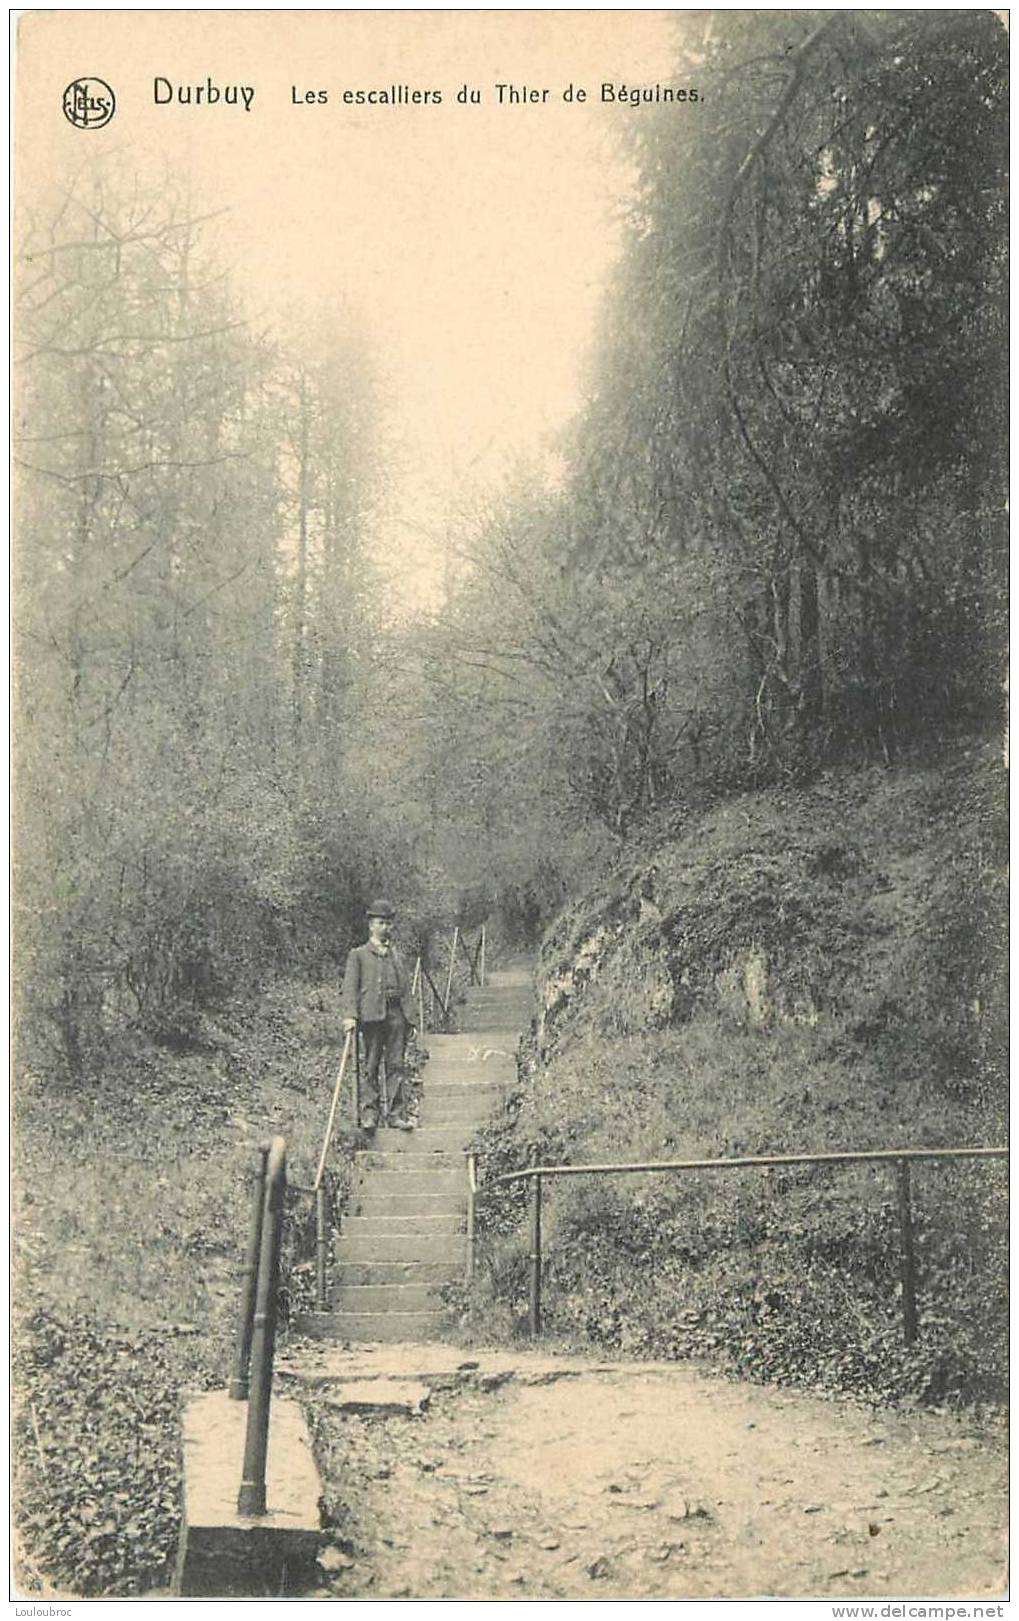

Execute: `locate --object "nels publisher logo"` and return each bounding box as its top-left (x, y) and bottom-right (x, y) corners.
top-left (62, 77), bottom-right (116, 129)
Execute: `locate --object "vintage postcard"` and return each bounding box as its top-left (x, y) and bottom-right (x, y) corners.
top-left (11, 8), bottom-right (1008, 1609)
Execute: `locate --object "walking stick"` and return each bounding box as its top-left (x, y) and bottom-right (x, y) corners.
top-left (314, 1028), bottom-right (353, 1190)
top-left (379, 1054), bottom-right (390, 1125)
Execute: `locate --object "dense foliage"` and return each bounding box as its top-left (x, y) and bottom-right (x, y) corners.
top-left (466, 746), bottom-right (1007, 1409)
top-left (15, 14), bottom-right (1006, 1068)
top-left (413, 11), bottom-right (1007, 888)
top-left (13, 163), bottom-right (427, 1076)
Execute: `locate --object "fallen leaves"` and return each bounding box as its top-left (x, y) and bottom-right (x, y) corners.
top-left (13, 1308), bottom-right (221, 1596)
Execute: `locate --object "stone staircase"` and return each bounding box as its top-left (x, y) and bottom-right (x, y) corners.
top-left (321, 964), bottom-right (533, 1343)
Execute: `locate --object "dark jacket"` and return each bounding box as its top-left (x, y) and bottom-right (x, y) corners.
top-left (341, 941), bottom-right (416, 1026)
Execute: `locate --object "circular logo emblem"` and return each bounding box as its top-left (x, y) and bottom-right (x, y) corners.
top-left (62, 78), bottom-right (116, 129)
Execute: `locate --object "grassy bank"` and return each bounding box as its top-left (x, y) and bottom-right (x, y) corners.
top-left (465, 742), bottom-right (1007, 1409)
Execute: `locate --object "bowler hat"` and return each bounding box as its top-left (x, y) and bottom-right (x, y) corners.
top-left (366, 897), bottom-right (396, 920)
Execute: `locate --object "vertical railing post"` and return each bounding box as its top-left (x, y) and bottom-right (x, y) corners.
top-left (465, 1151), bottom-right (478, 1282)
top-left (413, 955), bottom-right (426, 1042)
top-left (480, 923), bottom-right (486, 988)
top-left (528, 1171), bottom-right (543, 1339)
top-left (229, 1143), bottom-right (269, 1401)
top-left (443, 925), bottom-right (460, 1015)
top-left (896, 1157), bottom-right (918, 1345)
top-left (238, 1137), bottom-right (286, 1517)
top-left (315, 1180), bottom-right (329, 1313)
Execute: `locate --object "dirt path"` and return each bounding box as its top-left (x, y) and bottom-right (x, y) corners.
top-left (292, 1347), bottom-right (1006, 1600)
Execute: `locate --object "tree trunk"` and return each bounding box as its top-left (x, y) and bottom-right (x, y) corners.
top-left (292, 373), bottom-right (310, 780)
top-left (798, 556), bottom-right (823, 729)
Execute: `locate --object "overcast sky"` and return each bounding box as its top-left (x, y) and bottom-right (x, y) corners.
top-left (19, 10), bottom-right (690, 606)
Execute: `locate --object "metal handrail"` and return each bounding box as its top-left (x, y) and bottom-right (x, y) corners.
top-left (494, 1144), bottom-right (1009, 1181)
top-left (308, 1028), bottom-right (357, 1313)
top-left (237, 1136), bottom-right (287, 1517)
top-left (473, 1143), bottom-right (1008, 1344)
top-left (314, 1027), bottom-right (353, 1191)
top-left (229, 1144), bottom-right (270, 1401)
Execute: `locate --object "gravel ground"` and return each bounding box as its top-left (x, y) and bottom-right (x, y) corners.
top-left (300, 1349), bottom-right (1007, 1601)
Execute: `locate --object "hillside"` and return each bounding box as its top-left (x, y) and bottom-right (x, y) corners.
top-left (467, 741), bottom-right (1007, 1407)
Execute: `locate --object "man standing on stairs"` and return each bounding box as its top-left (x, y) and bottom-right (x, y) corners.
top-left (342, 899), bottom-right (417, 1134)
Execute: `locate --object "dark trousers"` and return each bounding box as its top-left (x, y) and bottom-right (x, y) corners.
top-left (360, 1007), bottom-right (410, 1118)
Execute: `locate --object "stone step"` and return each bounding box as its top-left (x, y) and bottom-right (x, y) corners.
top-left (348, 1192), bottom-right (463, 1219)
top-left (443, 1030), bottom-right (524, 1043)
top-left (416, 1119), bottom-right (495, 1138)
top-left (344, 1213), bottom-right (463, 1236)
top-left (357, 1149), bottom-right (462, 1172)
top-left (462, 1016), bottom-right (528, 1025)
top-left (422, 1051), bottom-right (511, 1068)
top-left (412, 1127), bottom-right (486, 1145)
top-left (423, 1036), bottom-right (519, 1057)
top-left (415, 1123), bottom-right (495, 1140)
top-left (462, 990), bottom-right (529, 1002)
top-left (333, 1282), bottom-right (445, 1312)
top-left (463, 1003), bottom-right (532, 1019)
top-left (417, 1082), bottom-right (505, 1095)
top-left (410, 1108), bottom-right (498, 1126)
top-left (372, 1126), bottom-right (473, 1151)
top-left (420, 1093), bottom-right (502, 1113)
top-left (322, 1311), bottom-right (446, 1343)
top-left (459, 1022), bottom-right (527, 1035)
top-left (417, 1077), bottom-right (507, 1094)
top-left (338, 1230), bottom-right (467, 1263)
top-left (412, 1104), bottom-right (502, 1120)
top-left (461, 1003), bottom-right (528, 1016)
top-left (353, 1169), bottom-right (464, 1197)
top-left (317, 1380), bottom-right (431, 1416)
top-left (466, 998), bottom-right (531, 1011)
top-left (335, 1259), bottom-right (462, 1286)
top-left (419, 1064), bottom-right (514, 1082)
top-left (418, 1073), bottom-right (513, 1091)
top-left (409, 1128), bottom-right (489, 1141)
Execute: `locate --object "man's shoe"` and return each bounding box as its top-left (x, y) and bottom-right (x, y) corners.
top-left (387, 1115), bottom-right (414, 1131)
top-left (359, 1113), bottom-right (377, 1133)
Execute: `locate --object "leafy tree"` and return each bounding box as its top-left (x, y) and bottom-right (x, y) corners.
top-left (13, 162), bottom-right (385, 1071)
